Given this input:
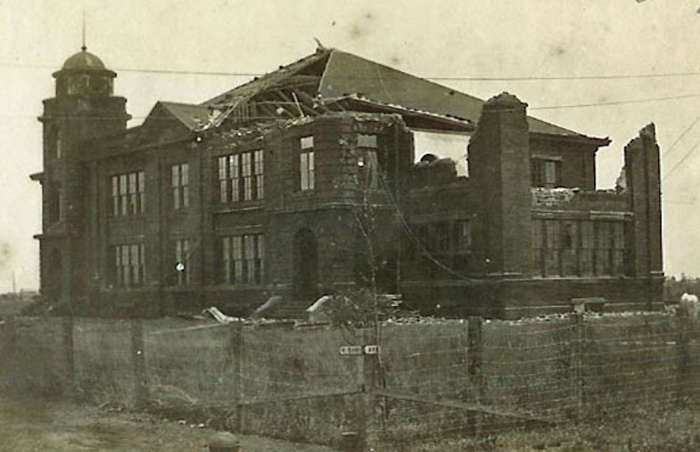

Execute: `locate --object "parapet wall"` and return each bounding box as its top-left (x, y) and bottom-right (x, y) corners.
top-left (531, 187), bottom-right (630, 212)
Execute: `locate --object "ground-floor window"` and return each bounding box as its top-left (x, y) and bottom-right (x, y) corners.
top-left (221, 233), bottom-right (264, 284)
top-left (533, 218), bottom-right (627, 277)
top-left (173, 239), bottom-right (190, 286)
top-left (409, 219), bottom-right (474, 275)
top-left (112, 243), bottom-right (145, 287)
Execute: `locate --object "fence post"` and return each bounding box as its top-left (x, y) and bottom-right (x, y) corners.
top-left (131, 319), bottom-right (148, 409)
top-left (357, 327), bottom-right (380, 451)
top-left (677, 313), bottom-right (690, 406)
top-left (467, 316), bottom-right (483, 436)
top-left (353, 326), bottom-right (382, 450)
top-left (231, 321), bottom-right (244, 432)
top-left (570, 311), bottom-right (584, 422)
top-left (62, 316), bottom-right (75, 398)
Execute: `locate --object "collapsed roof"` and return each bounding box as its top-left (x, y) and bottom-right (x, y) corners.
top-left (105, 46), bottom-right (610, 148)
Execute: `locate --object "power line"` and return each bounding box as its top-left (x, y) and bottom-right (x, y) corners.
top-left (0, 61), bottom-right (259, 77)
top-left (3, 60), bottom-right (700, 82)
top-left (430, 71), bottom-right (700, 82)
top-left (662, 114), bottom-right (700, 158)
top-left (530, 93), bottom-right (700, 111)
top-left (662, 138), bottom-right (700, 181)
top-left (4, 92), bottom-right (700, 122)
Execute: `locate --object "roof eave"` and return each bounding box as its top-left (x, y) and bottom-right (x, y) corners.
top-left (529, 131), bottom-right (611, 148)
top-left (331, 96), bottom-right (475, 132)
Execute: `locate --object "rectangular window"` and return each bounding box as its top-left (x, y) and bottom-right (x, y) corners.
top-left (112, 243), bottom-right (145, 288)
top-left (544, 161), bottom-right (557, 186)
top-left (222, 234), bottom-right (264, 284)
top-left (580, 221), bottom-right (595, 276)
top-left (299, 136), bottom-right (315, 191)
top-left (533, 219), bottom-right (625, 278)
top-left (119, 174), bottom-right (128, 216)
top-left (612, 222), bottom-right (625, 276)
top-left (218, 156), bottom-right (228, 203)
top-left (532, 158), bottom-right (562, 188)
top-left (111, 176), bottom-right (119, 216)
top-left (560, 221), bottom-right (579, 276)
top-left (171, 163), bottom-right (189, 210)
top-left (595, 222), bottom-right (612, 276)
top-left (174, 239), bottom-right (190, 286)
top-left (300, 151), bottom-right (315, 191)
top-left (231, 236), bottom-right (243, 283)
top-left (357, 134), bottom-right (377, 148)
top-left (254, 150), bottom-right (264, 200)
top-left (230, 155), bottom-right (240, 202)
top-left (533, 219), bottom-right (545, 276)
top-left (111, 171), bottom-right (145, 217)
top-left (544, 220), bottom-right (560, 276)
top-left (358, 134), bottom-right (378, 190)
top-left (138, 171), bottom-right (145, 214)
top-left (244, 235), bottom-right (255, 283)
top-left (241, 152), bottom-right (252, 201)
top-left (222, 237), bottom-right (231, 284)
top-left (128, 173), bottom-right (138, 215)
top-left (218, 151), bottom-right (263, 203)
top-left (300, 136), bottom-right (314, 150)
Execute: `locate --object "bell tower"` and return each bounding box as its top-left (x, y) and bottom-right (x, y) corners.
top-left (34, 44), bottom-right (130, 310)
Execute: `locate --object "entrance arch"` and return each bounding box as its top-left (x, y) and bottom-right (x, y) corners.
top-left (292, 229), bottom-right (318, 298)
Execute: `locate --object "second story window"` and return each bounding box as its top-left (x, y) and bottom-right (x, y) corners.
top-left (242, 152), bottom-right (253, 201)
top-left (532, 158), bottom-right (562, 188)
top-left (171, 163), bottom-right (189, 210)
top-left (254, 150), bottom-right (264, 199)
top-left (299, 136), bottom-right (315, 191)
top-left (111, 171), bottom-right (145, 217)
top-left (217, 151), bottom-right (263, 203)
top-left (56, 134), bottom-right (62, 160)
top-left (357, 134), bottom-right (378, 189)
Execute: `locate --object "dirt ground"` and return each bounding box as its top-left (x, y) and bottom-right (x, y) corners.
top-left (0, 395), bottom-right (337, 452)
top-left (4, 394), bottom-right (700, 451)
top-left (389, 405), bottom-right (700, 452)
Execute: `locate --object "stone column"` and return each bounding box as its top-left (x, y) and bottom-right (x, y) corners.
top-left (469, 92), bottom-right (533, 276)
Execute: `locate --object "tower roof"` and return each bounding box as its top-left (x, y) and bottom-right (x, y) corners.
top-left (61, 49), bottom-right (107, 71)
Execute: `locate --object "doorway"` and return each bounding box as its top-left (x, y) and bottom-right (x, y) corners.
top-left (293, 228), bottom-right (318, 298)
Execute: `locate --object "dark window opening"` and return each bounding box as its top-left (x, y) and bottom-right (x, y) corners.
top-left (222, 234), bottom-right (264, 284)
top-left (171, 163), bottom-right (189, 210)
top-left (217, 151), bottom-right (264, 203)
top-left (112, 243), bottom-right (145, 288)
top-left (532, 158), bottom-right (562, 188)
top-left (110, 171), bottom-right (145, 216)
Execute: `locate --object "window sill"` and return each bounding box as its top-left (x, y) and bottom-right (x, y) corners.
top-left (107, 215), bottom-right (146, 222)
top-left (213, 202), bottom-right (263, 214)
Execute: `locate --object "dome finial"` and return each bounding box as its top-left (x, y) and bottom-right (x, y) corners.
top-left (81, 9), bottom-right (87, 51)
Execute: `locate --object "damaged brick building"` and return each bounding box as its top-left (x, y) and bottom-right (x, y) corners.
top-left (31, 45), bottom-right (663, 318)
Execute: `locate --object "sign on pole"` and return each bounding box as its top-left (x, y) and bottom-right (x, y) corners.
top-left (340, 345), bottom-right (363, 356)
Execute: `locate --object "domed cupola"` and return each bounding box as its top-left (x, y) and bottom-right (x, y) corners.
top-left (61, 48), bottom-right (107, 71)
top-left (52, 46), bottom-right (117, 98)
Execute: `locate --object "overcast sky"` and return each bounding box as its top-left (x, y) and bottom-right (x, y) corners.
top-left (1, 0), bottom-right (700, 291)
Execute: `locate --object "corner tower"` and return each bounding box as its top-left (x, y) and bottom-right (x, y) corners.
top-left (34, 46), bottom-right (130, 308)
